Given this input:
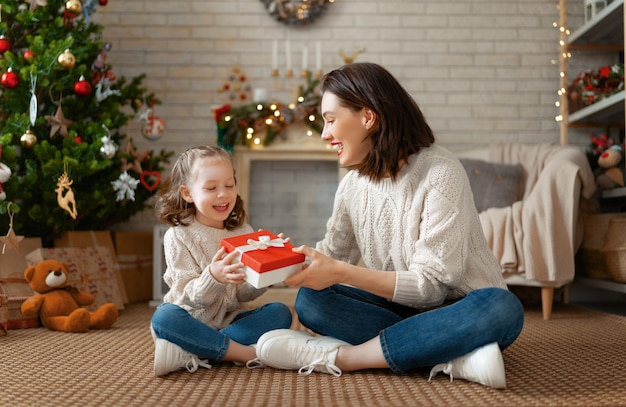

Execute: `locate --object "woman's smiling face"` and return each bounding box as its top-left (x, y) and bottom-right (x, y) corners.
top-left (320, 92), bottom-right (372, 169)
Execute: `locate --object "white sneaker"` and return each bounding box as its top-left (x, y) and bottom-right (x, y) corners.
top-left (428, 342), bottom-right (506, 389)
top-left (153, 338), bottom-right (212, 377)
top-left (256, 329), bottom-right (349, 377)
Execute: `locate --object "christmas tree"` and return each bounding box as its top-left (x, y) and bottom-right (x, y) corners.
top-left (0, 0), bottom-right (173, 246)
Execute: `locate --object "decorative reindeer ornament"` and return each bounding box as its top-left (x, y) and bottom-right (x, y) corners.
top-left (56, 171), bottom-right (78, 219)
top-left (339, 46), bottom-right (366, 65)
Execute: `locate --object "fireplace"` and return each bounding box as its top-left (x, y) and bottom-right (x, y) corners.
top-left (232, 126), bottom-right (347, 247)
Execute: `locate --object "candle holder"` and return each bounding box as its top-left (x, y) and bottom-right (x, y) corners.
top-left (286, 69), bottom-right (293, 78)
top-left (315, 69), bottom-right (323, 78)
top-left (272, 69), bottom-right (279, 77)
top-left (301, 69), bottom-right (309, 78)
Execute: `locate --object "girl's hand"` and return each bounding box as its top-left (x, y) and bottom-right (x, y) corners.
top-left (284, 245), bottom-right (342, 290)
top-left (209, 246), bottom-right (247, 285)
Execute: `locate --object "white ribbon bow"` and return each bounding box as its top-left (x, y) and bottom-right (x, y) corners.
top-left (245, 235), bottom-right (285, 250)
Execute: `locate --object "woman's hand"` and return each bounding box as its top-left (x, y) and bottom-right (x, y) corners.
top-left (284, 245), bottom-right (343, 290)
top-left (208, 246), bottom-right (247, 285)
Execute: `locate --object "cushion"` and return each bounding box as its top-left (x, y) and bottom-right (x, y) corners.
top-left (459, 158), bottom-right (524, 213)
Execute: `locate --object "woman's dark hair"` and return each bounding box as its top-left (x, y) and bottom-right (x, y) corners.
top-left (320, 62), bottom-right (435, 181)
top-left (154, 145), bottom-right (246, 230)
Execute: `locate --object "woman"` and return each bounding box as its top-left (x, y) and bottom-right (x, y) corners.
top-left (253, 62), bottom-right (524, 389)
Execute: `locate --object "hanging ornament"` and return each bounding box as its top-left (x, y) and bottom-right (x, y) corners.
top-left (55, 167), bottom-right (78, 219)
top-left (100, 136), bottom-right (117, 159)
top-left (65, 0), bottom-right (82, 13)
top-left (74, 135), bottom-right (83, 144)
top-left (95, 78), bottom-right (120, 102)
top-left (0, 35), bottom-right (11, 54)
top-left (141, 116), bottom-right (166, 141)
top-left (23, 49), bottom-right (35, 63)
top-left (57, 49), bottom-right (76, 69)
top-left (139, 99), bottom-right (166, 141)
top-left (20, 129), bottom-right (37, 147)
top-left (99, 0), bottom-right (108, 5)
top-left (45, 104), bottom-right (73, 138)
top-left (1, 68), bottom-right (19, 89)
top-left (64, 0), bottom-right (82, 26)
top-left (140, 170), bottom-right (161, 192)
top-left (29, 73), bottom-right (37, 128)
top-left (0, 146), bottom-right (11, 201)
top-left (111, 171), bottom-right (140, 202)
top-left (74, 75), bottom-right (92, 97)
top-left (0, 164), bottom-right (9, 200)
top-left (0, 203), bottom-right (24, 254)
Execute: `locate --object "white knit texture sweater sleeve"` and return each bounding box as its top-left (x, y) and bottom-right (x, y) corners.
top-left (161, 222), bottom-right (266, 329)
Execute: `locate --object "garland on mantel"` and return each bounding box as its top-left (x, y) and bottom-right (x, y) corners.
top-left (214, 73), bottom-right (323, 152)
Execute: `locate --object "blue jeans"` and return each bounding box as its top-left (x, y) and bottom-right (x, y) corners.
top-left (151, 302), bottom-right (292, 362)
top-left (295, 285), bottom-right (524, 373)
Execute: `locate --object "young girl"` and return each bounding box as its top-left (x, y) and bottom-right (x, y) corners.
top-left (150, 145), bottom-right (292, 376)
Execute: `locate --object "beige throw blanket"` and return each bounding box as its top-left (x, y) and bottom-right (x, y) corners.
top-left (478, 144), bottom-right (596, 282)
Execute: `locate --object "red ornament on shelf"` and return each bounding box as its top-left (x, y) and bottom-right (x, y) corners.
top-left (99, 0), bottom-right (108, 5)
top-left (0, 36), bottom-right (11, 54)
top-left (1, 68), bottom-right (19, 89)
top-left (23, 50), bottom-right (36, 63)
top-left (74, 76), bottom-right (92, 97)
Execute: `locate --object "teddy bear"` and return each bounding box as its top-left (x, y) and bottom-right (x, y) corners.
top-left (20, 259), bottom-right (118, 333)
top-left (596, 145), bottom-right (625, 190)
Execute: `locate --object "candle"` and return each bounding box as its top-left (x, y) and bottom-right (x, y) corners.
top-left (302, 45), bottom-right (308, 71)
top-left (272, 40), bottom-right (278, 71)
top-left (316, 41), bottom-right (321, 72)
top-left (285, 40), bottom-right (292, 71)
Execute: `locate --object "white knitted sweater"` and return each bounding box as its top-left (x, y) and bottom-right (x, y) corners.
top-left (316, 144), bottom-right (507, 309)
top-left (162, 221), bottom-right (267, 329)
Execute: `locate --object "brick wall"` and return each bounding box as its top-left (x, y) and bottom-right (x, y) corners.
top-left (93, 0), bottom-right (589, 230)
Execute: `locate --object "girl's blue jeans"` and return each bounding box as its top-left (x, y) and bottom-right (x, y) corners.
top-left (151, 301), bottom-right (292, 362)
top-left (295, 285), bottom-right (524, 373)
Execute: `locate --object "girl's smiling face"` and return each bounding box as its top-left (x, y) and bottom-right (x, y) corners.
top-left (320, 92), bottom-right (374, 169)
top-left (180, 156), bottom-right (238, 229)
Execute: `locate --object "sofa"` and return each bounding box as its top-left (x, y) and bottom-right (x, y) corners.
top-left (454, 143), bottom-right (596, 320)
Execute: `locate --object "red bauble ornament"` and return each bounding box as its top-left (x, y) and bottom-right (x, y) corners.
top-left (74, 76), bottom-right (92, 97)
top-left (23, 50), bottom-right (36, 63)
top-left (74, 135), bottom-right (83, 144)
top-left (99, 0), bottom-right (108, 5)
top-left (1, 69), bottom-right (19, 89)
top-left (0, 36), bottom-right (11, 54)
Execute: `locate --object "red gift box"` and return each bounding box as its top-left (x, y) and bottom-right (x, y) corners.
top-left (220, 230), bottom-right (305, 288)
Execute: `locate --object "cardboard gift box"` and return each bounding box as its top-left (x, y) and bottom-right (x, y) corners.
top-left (26, 247), bottom-right (125, 311)
top-left (0, 278), bottom-right (39, 330)
top-left (113, 231), bottom-right (153, 303)
top-left (54, 231), bottom-right (128, 304)
top-left (0, 286), bottom-right (8, 335)
top-left (220, 230), bottom-right (305, 289)
top-left (0, 237), bottom-right (43, 330)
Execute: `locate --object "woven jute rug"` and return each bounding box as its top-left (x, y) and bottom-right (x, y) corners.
top-left (3, 300), bottom-right (626, 407)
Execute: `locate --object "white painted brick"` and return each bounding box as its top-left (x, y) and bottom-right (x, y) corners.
top-left (91, 0), bottom-right (582, 231)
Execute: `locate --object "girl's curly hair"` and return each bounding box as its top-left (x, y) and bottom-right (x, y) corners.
top-left (154, 145), bottom-right (246, 230)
